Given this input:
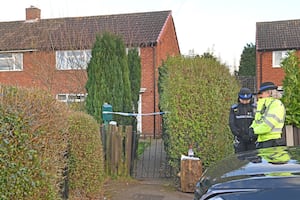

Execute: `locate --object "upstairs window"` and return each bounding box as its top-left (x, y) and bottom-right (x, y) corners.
top-left (272, 51), bottom-right (288, 68)
top-left (56, 50), bottom-right (91, 70)
top-left (0, 53), bottom-right (23, 71)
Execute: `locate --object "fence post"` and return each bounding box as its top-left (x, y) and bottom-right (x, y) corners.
top-left (286, 125), bottom-right (294, 146)
top-left (125, 126), bottom-right (133, 176)
top-left (294, 126), bottom-right (300, 146)
top-left (111, 124), bottom-right (121, 175)
top-left (103, 124), bottom-right (135, 177)
top-left (105, 124), bottom-right (112, 175)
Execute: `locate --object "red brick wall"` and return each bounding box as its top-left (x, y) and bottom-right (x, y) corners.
top-left (140, 47), bottom-right (155, 135)
top-left (26, 7), bottom-right (41, 20)
top-left (140, 14), bottom-right (180, 136)
top-left (0, 14), bottom-right (180, 137)
top-left (0, 51), bottom-right (87, 96)
top-left (0, 52), bottom-right (46, 89)
top-left (256, 51), bottom-right (291, 89)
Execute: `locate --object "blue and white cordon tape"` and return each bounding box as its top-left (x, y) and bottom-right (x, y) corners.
top-left (102, 111), bottom-right (168, 117)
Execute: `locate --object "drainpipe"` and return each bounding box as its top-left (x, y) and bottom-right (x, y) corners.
top-left (259, 51), bottom-right (264, 88)
top-left (152, 44), bottom-right (156, 139)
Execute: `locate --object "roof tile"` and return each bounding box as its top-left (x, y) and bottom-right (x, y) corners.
top-left (256, 19), bottom-right (300, 51)
top-left (0, 10), bottom-right (171, 51)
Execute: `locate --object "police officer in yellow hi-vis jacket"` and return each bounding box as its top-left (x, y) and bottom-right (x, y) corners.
top-left (250, 82), bottom-right (286, 149)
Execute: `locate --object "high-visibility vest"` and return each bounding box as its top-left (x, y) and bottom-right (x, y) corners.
top-left (250, 97), bottom-right (286, 142)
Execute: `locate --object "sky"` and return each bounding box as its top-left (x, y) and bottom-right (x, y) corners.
top-left (1, 0), bottom-right (300, 72)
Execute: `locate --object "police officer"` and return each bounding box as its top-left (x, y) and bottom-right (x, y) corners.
top-left (229, 87), bottom-right (256, 153)
top-left (250, 82), bottom-right (286, 149)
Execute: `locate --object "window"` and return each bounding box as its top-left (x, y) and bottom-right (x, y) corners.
top-left (0, 53), bottom-right (23, 71)
top-left (56, 50), bottom-right (91, 70)
top-left (272, 51), bottom-right (288, 68)
top-left (126, 47), bottom-right (141, 55)
top-left (56, 93), bottom-right (87, 103)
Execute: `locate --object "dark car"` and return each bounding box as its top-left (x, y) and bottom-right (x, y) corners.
top-left (194, 146), bottom-right (300, 200)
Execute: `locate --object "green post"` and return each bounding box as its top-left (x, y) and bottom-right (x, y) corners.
top-left (102, 103), bottom-right (113, 124)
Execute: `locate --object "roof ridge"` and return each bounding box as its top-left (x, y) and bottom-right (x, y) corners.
top-left (0, 10), bottom-right (172, 51)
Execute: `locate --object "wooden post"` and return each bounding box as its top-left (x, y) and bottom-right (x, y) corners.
top-left (295, 127), bottom-right (300, 146)
top-left (105, 124), bottom-right (134, 176)
top-left (111, 125), bottom-right (118, 175)
top-left (116, 126), bottom-right (123, 175)
top-left (125, 126), bottom-right (133, 176)
top-left (286, 125), bottom-right (294, 146)
top-left (180, 159), bottom-right (202, 193)
top-left (105, 124), bottom-right (112, 175)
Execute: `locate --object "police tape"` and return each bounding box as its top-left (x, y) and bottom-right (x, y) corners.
top-left (102, 111), bottom-right (168, 117)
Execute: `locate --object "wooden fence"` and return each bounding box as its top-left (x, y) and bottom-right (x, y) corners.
top-left (284, 125), bottom-right (300, 146)
top-left (101, 124), bottom-right (136, 177)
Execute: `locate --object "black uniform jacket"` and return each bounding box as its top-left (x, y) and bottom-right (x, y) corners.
top-left (229, 103), bottom-right (255, 140)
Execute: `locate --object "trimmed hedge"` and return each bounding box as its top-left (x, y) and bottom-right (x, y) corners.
top-left (281, 51), bottom-right (300, 128)
top-left (67, 111), bottom-right (105, 199)
top-left (0, 85), bottom-right (69, 200)
top-left (159, 56), bottom-right (240, 170)
top-left (0, 85), bottom-right (106, 199)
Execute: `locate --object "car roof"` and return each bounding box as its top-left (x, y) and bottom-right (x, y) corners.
top-left (199, 146), bottom-right (300, 189)
top-left (196, 146), bottom-right (300, 200)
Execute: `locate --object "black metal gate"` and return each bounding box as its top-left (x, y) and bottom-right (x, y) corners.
top-left (132, 135), bottom-right (173, 179)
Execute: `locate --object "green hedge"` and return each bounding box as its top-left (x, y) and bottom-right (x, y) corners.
top-left (159, 56), bottom-right (240, 170)
top-left (0, 85), bottom-right (69, 199)
top-left (281, 51), bottom-right (300, 128)
top-left (0, 85), bottom-right (106, 199)
top-left (67, 112), bottom-right (105, 198)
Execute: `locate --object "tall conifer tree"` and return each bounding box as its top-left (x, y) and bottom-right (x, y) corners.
top-left (128, 48), bottom-right (141, 114)
top-left (238, 43), bottom-right (256, 76)
top-left (85, 32), bottom-right (132, 124)
top-left (128, 48), bottom-right (142, 130)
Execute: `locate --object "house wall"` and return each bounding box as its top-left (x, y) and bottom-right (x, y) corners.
top-left (0, 52), bottom-right (45, 89)
top-left (140, 15), bottom-right (180, 136)
top-left (0, 51), bottom-right (87, 95)
top-left (256, 51), bottom-right (288, 89)
top-left (0, 14), bottom-right (180, 137)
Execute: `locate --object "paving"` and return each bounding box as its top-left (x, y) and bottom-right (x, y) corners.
top-left (105, 137), bottom-right (195, 200)
top-left (106, 179), bottom-right (194, 200)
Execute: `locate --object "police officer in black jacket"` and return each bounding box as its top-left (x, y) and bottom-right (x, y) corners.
top-left (229, 87), bottom-right (256, 153)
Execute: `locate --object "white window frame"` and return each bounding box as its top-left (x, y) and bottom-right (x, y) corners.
top-left (0, 53), bottom-right (23, 71)
top-left (126, 47), bottom-right (141, 56)
top-left (56, 93), bottom-right (87, 103)
top-left (272, 50), bottom-right (288, 68)
top-left (56, 50), bottom-right (91, 70)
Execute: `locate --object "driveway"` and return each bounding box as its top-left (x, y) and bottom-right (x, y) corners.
top-left (104, 178), bottom-right (194, 200)
top-left (103, 138), bottom-right (194, 200)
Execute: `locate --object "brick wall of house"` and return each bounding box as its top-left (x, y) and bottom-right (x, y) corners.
top-left (0, 51), bottom-right (86, 96)
top-left (256, 51), bottom-right (285, 89)
top-left (0, 13), bottom-right (180, 137)
top-left (140, 14), bottom-right (180, 136)
top-left (140, 47), bottom-right (155, 135)
top-left (0, 52), bottom-right (46, 89)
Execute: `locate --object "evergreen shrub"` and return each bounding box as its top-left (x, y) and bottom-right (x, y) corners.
top-left (159, 56), bottom-right (240, 171)
top-left (281, 51), bottom-right (300, 128)
top-left (0, 85), bottom-right (69, 199)
top-left (67, 112), bottom-right (105, 198)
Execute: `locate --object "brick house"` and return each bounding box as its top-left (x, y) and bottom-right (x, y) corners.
top-left (256, 19), bottom-right (300, 91)
top-left (0, 6), bottom-right (180, 136)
